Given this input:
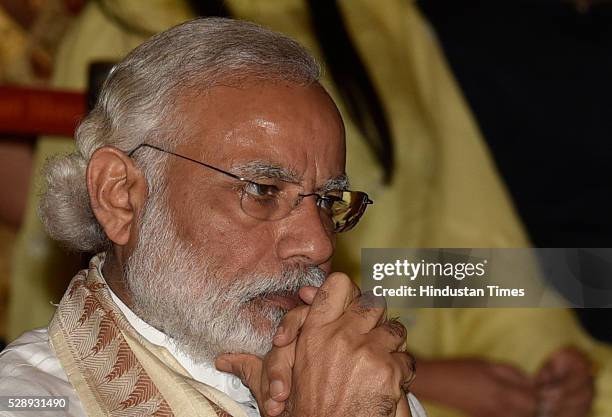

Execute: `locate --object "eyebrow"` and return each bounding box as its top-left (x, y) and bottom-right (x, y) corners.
top-left (317, 174), bottom-right (350, 193)
top-left (232, 161), bottom-right (301, 183)
top-left (232, 161), bottom-right (349, 192)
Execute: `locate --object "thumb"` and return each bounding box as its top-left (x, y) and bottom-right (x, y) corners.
top-left (299, 286), bottom-right (318, 304)
top-left (216, 353), bottom-right (263, 393)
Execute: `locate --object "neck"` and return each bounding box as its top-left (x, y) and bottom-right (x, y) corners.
top-left (102, 247), bottom-right (134, 309)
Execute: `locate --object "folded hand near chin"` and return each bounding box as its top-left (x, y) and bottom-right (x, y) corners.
top-left (216, 272), bottom-right (415, 417)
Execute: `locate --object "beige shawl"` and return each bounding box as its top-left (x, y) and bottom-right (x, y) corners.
top-left (48, 254), bottom-right (248, 417)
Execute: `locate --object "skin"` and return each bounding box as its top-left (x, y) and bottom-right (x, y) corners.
top-left (409, 358), bottom-right (539, 417)
top-left (383, 351), bottom-right (593, 417)
top-left (219, 279), bottom-right (415, 417)
top-left (90, 80), bottom-right (343, 307)
top-left (260, 310), bottom-right (593, 417)
top-left (535, 347), bottom-right (594, 417)
top-left (86, 79), bottom-right (414, 417)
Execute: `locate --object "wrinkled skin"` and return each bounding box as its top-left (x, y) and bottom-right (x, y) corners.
top-left (217, 273), bottom-right (415, 417)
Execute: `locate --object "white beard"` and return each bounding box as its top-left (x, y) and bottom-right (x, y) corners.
top-left (122, 192), bottom-right (326, 364)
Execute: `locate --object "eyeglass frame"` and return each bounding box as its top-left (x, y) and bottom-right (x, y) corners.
top-left (128, 143), bottom-right (373, 232)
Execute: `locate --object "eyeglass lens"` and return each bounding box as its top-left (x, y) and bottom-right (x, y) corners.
top-left (239, 187), bottom-right (370, 233)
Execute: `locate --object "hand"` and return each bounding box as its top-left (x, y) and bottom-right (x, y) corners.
top-left (272, 287), bottom-right (413, 417)
top-left (411, 358), bottom-right (538, 417)
top-left (217, 273), bottom-right (415, 417)
top-left (278, 272), bottom-right (414, 416)
top-left (536, 347), bottom-right (594, 417)
top-left (215, 286), bottom-right (317, 416)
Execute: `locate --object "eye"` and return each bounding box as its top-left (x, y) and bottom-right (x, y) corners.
top-left (243, 181), bottom-right (280, 199)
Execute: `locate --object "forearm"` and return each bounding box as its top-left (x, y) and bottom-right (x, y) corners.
top-left (409, 358), bottom-right (455, 405)
top-left (409, 358), bottom-right (483, 415)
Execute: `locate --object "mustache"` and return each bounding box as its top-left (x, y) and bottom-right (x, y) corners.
top-left (230, 264), bottom-right (327, 304)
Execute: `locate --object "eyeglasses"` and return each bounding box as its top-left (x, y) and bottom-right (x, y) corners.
top-left (128, 143), bottom-right (373, 233)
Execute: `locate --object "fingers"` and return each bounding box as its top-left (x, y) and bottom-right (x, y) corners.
top-left (536, 348), bottom-right (574, 386)
top-left (368, 318), bottom-right (407, 352)
top-left (539, 371), bottom-right (594, 417)
top-left (537, 347), bottom-right (594, 417)
top-left (263, 341), bottom-right (297, 403)
top-left (216, 352), bottom-right (295, 417)
top-left (261, 342), bottom-right (296, 416)
top-left (540, 368), bottom-right (592, 397)
top-left (299, 286), bottom-right (318, 304)
top-left (215, 353), bottom-right (263, 396)
top-left (274, 305), bottom-right (310, 347)
top-left (273, 286), bottom-right (318, 347)
top-left (542, 347), bottom-right (590, 380)
top-left (342, 291), bottom-right (388, 333)
top-left (307, 272), bottom-right (360, 326)
top-left (554, 385), bottom-right (594, 417)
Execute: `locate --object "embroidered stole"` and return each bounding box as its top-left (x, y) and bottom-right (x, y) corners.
top-left (48, 254), bottom-right (247, 417)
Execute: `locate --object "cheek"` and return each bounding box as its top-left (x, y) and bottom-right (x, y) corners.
top-left (171, 187), bottom-right (280, 275)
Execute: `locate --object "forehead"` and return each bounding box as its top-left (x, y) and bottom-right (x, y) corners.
top-left (175, 79), bottom-right (346, 184)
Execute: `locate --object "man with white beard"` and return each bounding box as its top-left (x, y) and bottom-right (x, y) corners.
top-left (0, 18), bottom-right (425, 417)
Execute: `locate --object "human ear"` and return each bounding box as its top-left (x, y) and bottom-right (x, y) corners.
top-left (86, 146), bottom-right (147, 246)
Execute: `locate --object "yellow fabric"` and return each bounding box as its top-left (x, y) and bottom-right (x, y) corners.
top-left (49, 253), bottom-right (245, 417)
top-left (0, 8), bottom-right (30, 83)
top-left (8, 0), bottom-right (193, 340)
top-left (8, 1), bottom-right (612, 417)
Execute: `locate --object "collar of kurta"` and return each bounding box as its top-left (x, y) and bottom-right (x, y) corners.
top-left (48, 253), bottom-right (247, 417)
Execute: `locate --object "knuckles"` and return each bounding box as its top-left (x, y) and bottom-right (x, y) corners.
top-left (381, 319), bottom-right (407, 341)
top-left (282, 272), bottom-right (411, 414)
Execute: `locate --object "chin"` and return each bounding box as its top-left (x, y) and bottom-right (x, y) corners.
top-left (242, 297), bottom-right (286, 335)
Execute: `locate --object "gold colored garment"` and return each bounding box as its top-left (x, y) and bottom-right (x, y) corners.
top-left (0, 8), bottom-right (28, 83)
top-left (49, 253), bottom-right (244, 417)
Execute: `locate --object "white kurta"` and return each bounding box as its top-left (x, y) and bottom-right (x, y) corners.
top-left (0, 288), bottom-right (427, 417)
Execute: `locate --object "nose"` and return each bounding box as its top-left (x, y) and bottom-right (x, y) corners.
top-left (275, 196), bottom-right (335, 266)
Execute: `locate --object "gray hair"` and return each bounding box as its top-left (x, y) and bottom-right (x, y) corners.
top-left (39, 17), bottom-right (321, 252)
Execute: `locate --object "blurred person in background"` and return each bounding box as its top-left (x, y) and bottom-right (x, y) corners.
top-left (2, 1), bottom-right (611, 417)
top-left (0, 0), bottom-right (84, 348)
